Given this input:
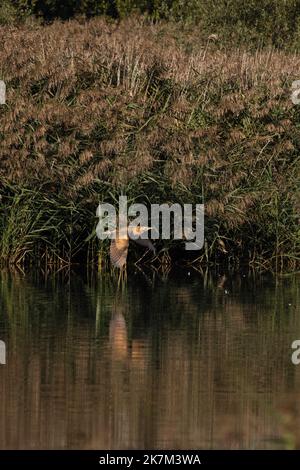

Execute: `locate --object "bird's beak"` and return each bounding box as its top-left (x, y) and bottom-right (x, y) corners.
top-left (147, 226), bottom-right (159, 234)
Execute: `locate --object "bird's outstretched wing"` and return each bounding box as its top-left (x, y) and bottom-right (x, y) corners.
top-left (110, 238), bottom-right (129, 268)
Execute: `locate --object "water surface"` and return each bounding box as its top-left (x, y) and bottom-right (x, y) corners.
top-left (0, 269), bottom-right (299, 449)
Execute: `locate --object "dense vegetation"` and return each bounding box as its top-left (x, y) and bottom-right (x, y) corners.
top-left (0, 15), bottom-right (299, 271)
top-left (1, 0), bottom-right (300, 49)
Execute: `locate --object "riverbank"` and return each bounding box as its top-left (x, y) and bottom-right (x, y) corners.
top-left (0, 18), bottom-right (299, 271)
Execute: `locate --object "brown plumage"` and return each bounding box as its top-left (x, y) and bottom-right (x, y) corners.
top-left (110, 226), bottom-right (155, 268)
top-left (110, 237), bottom-right (129, 268)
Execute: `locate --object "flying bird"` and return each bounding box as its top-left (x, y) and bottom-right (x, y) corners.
top-left (110, 224), bottom-right (156, 269)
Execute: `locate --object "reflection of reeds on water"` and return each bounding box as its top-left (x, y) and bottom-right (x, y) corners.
top-left (0, 271), bottom-right (299, 449)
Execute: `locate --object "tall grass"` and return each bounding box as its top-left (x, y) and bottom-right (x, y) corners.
top-left (0, 18), bottom-right (299, 270)
top-left (2, 1), bottom-right (300, 50)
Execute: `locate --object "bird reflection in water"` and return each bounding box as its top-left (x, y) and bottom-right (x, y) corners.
top-left (109, 311), bottom-right (128, 363)
top-left (109, 309), bottom-right (148, 370)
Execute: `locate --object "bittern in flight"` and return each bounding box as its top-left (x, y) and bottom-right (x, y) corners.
top-left (110, 224), bottom-right (156, 269)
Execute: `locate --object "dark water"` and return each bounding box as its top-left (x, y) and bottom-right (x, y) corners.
top-left (0, 269), bottom-right (299, 450)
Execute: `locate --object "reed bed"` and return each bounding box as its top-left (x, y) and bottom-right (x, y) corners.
top-left (0, 17), bottom-right (299, 271)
